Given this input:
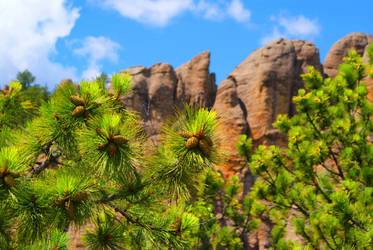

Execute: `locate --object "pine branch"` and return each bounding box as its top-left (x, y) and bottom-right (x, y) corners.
top-left (305, 112), bottom-right (344, 179)
top-left (31, 153), bottom-right (58, 176)
top-left (109, 203), bottom-right (179, 237)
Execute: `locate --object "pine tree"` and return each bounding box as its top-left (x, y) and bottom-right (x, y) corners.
top-left (237, 43), bottom-right (373, 249)
top-left (0, 71), bottom-right (250, 249)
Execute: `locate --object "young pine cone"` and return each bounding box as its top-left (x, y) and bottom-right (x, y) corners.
top-left (113, 135), bottom-right (128, 145)
top-left (69, 95), bottom-right (85, 106)
top-left (72, 106), bottom-right (85, 117)
top-left (198, 139), bottom-right (211, 157)
top-left (179, 131), bottom-right (192, 138)
top-left (185, 136), bottom-right (199, 149)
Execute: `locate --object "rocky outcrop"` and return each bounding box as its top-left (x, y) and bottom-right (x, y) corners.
top-left (213, 38), bottom-right (323, 175)
top-left (176, 51), bottom-right (217, 108)
top-left (324, 32), bottom-right (373, 102)
top-left (324, 32), bottom-right (373, 78)
top-left (120, 51), bottom-right (216, 138)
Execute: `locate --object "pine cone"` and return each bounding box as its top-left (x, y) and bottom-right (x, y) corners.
top-left (69, 95), bottom-right (85, 106)
top-left (198, 139), bottom-right (211, 157)
top-left (107, 143), bottom-right (117, 156)
top-left (72, 106), bottom-right (85, 117)
top-left (179, 131), bottom-right (192, 138)
top-left (4, 175), bottom-right (16, 187)
top-left (113, 135), bottom-right (128, 145)
top-left (185, 136), bottom-right (199, 149)
top-left (202, 136), bottom-right (213, 146)
top-left (65, 201), bottom-right (75, 220)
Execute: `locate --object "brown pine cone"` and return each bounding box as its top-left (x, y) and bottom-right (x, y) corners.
top-left (185, 136), bottom-right (199, 149)
top-left (72, 106), bottom-right (85, 117)
top-left (69, 95), bottom-right (85, 106)
top-left (179, 131), bottom-right (192, 138)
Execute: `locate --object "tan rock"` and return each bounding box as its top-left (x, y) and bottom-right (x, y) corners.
top-left (120, 52), bottom-right (217, 137)
top-left (213, 38), bottom-right (322, 167)
top-left (175, 51), bottom-right (216, 108)
top-left (324, 32), bottom-right (373, 78)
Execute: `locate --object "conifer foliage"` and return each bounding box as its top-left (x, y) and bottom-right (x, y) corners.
top-left (237, 43), bottom-right (373, 249)
top-left (0, 72), bottom-right (226, 249)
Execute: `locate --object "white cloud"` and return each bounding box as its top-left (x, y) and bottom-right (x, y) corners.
top-left (96, 0), bottom-right (251, 26)
top-left (227, 0), bottom-right (251, 23)
top-left (261, 14), bottom-right (320, 46)
top-left (100, 0), bottom-right (193, 27)
top-left (193, 1), bottom-right (224, 21)
top-left (73, 36), bottom-right (121, 80)
top-left (0, 0), bottom-right (80, 87)
top-left (276, 15), bottom-right (320, 36)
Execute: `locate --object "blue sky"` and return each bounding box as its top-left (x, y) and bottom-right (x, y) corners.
top-left (0, 0), bottom-right (372, 89)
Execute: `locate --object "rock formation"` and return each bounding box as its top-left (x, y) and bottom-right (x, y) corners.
top-left (120, 51), bottom-right (216, 140)
top-left (213, 38), bottom-right (323, 175)
top-left (324, 32), bottom-right (373, 101)
top-left (176, 51), bottom-right (217, 108)
top-left (324, 32), bottom-right (373, 78)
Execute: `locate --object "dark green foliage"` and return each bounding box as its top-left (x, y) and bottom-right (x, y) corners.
top-left (16, 69), bottom-right (35, 89)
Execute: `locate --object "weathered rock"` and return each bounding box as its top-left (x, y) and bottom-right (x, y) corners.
top-left (121, 52), bottom-right (217, 137)
top-left (324, 32), bottom-right (373, 102)
top-left (213, 38), bottom-right (322, 174)
top-left (324, 32), bottom-right (373, 78)
top-left (175, 51), bottom-right (216, 108)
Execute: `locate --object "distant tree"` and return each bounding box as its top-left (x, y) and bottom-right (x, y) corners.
top-left (95, 72), bottom-right (109, 89)
top-left (16, 70), bottom-right (35, 89)
top-left (14, 70), bottom-right (49, 119)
